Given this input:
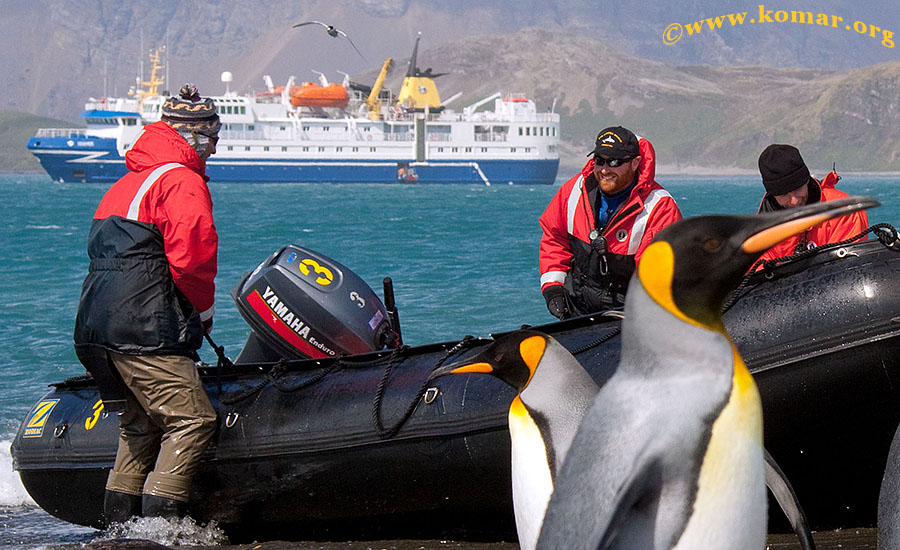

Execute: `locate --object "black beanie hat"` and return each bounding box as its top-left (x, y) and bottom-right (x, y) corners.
top-left (758, 144), bottom-right (811, 196)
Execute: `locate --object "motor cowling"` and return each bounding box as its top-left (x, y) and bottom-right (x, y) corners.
top-left (232, 245), bottom-right (395, 364)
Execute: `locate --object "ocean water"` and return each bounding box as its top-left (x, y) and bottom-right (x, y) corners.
top-left (1, 171), bottom-right (898, 549)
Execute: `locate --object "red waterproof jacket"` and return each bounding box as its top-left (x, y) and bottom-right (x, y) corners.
top-left (94, 121), bottom-right (217, 320)
top-left (755, 172), bottom-right (868, 266)
top-left (539, 138), bottom-right (682, 312)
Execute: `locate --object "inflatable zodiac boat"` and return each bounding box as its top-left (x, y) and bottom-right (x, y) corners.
top-left (11, 230), bottom-right (900, 540)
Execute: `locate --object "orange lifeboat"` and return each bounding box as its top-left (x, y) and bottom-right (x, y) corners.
top-left (289, 82), bottom-right (349, 108)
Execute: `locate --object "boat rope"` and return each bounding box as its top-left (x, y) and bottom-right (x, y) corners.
top-left (569, 325), bottom-right (621, 356)
top-left (220, 358), bottom-right (342, 406)
top-left (372, 335), bottom-right (476, 440)
top-left (723, 223), bottom-right (899, 313)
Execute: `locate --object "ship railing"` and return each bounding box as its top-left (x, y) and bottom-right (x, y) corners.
top-left (34, 128), bottom-right (89, 138)
top-left (218, 129), bottom-right (269, 141)
top-left (384, 133), bottom-right (415, 142)
top-left (474, 134), bottom-right (508, 142)
top-left (426, 133), bottom-right (452, 142)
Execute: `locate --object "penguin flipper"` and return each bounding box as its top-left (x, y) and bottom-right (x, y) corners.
top-left (764, 449), bottom-right (817, 550)
top-left (589, 455), bottom-right (665, 550)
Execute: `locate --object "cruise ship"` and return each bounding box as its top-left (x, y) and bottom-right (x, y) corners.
top-left (28, 38), bottom-right (560, 185)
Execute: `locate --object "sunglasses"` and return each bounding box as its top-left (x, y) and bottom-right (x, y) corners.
top-left (594, 156), bottom-right (634, 168)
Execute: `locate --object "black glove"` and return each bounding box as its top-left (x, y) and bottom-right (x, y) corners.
top-left (202, 317), bottom-right (213, 334)
top-left (542, 285), bottom-right (570, 320)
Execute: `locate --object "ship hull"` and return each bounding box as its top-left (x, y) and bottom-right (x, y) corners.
top-left (28, 138), bottom-right (559, 185)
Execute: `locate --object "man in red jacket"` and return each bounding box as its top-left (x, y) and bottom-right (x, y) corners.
top-left (74, 84), bottom-right (220, 522)
top-left (539, 126), bottom-right (682, 318)
top-left (755, 144), bottom-right (869, 266)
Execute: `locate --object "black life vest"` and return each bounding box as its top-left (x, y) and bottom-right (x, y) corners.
top-left (73, 215), bottom-right (202, 357)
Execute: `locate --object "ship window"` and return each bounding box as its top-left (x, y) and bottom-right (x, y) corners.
top-left (452, 147), bottom-right (458, 153)
top-left (319, 147), bottom-right (325, 152)
top-left (227, 146), bottom-right (233, 151)
top-left (539, 127), bottom-right (544, 136)
top-left (303, 147), bottom-right (309, 152)
top-left (526, 147), bottom-right (531, 153)
top-left (370, 147), bottom-right (376, 152)
top-left (353, 147), bottom-right (359, 152)
top-left (280, 126), bottom-right (286, 131)
top-left (533, 127), bottom-right (537, 135)
top-left (336, 147), bottom-right (343, 152)
top-left (240, 106), bottom-right (246, 114)
top-left (466, 147), bottom-right (472, 153)
top-left (264, 146), bottom-right (270, 151)
top-left (303, 126), bottom-right (310, 131)
top-left (324, 127), bottom-right (330, 132)
top-left (245, 146), bottom-right (251, 151)
top-left (481, 147), bottom-right (487, 152)
top-left (526, 128), bottom-right (530, 136)
top-left (248, 125), bottom-right (254, 130)
top-left (226, 106), bottom-right (232, 114)
top-left (511, 147), bottom-right (517, 153)
top-left (282, 146), bottom-right (287, 152)
top-left (519, 128), bottom-right (523, 136)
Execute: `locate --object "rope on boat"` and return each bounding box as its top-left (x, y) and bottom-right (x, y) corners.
top-left (220, 358), bottom-right (342, 405)
top-left (722, 223), bottom-right (899, 313)
top-left (372, 335), bottom-right (476, 440)
top-left (569, 325), bottom-right (621, 356)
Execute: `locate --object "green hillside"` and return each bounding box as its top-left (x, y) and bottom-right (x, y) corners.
top-left (0, 111), bottom-right (78, 172)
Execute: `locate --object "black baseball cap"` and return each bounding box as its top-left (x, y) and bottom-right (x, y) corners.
top-left (588, 126), bottom-right (640, 159)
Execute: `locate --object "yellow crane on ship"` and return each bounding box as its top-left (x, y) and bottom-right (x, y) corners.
top-left (365, 58), bottom-right (393, 121)
top-left (128, 47), bottom-right (166, 104)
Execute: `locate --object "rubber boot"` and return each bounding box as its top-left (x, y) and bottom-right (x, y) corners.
top-left (103, 489), bottom-right (142, 524)
top-left (141, 493), bottom-right (187, 519)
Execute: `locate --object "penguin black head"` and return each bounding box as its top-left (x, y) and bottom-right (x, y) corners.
top-left (431, 330), bottom-right (549, 391)
top-left (638, 196), bottom-right (879, 329)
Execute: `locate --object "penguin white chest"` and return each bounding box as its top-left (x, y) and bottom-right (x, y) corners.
top-left (508, 397), bottom-right (554, 550)
top-left (674, 359), bottom-right (766, 549)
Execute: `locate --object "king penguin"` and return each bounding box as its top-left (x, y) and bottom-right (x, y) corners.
top-left (535, 196), bottom-right (878, 550)
top-left (878, 420), bottom-right (900, 548)
top-left (433, 330), bottom-right (600, 550)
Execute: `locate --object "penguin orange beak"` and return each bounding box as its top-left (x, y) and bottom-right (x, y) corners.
top-left (427, 360), bottom-right (493, 382)
top-left (448, 362), bottom-right (494, 374)
top-left (741, 195), bottom-right (879, 254)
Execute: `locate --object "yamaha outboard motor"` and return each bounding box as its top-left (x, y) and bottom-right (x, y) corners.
top-left (232, 245), bottom-right (397, 364)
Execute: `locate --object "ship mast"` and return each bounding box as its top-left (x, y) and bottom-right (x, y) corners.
top-left (128, 47), bottom-right (166, 105)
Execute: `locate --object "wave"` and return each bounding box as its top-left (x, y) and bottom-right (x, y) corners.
top-left (0, 439), bottom-right (35, 507)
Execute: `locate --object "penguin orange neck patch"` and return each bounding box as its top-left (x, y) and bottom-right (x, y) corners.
top-left (638, 241), bottom-right (720, 332)
top-left (519, 335), bottom-right (546, 387)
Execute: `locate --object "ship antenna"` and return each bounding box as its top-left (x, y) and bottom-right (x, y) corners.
top-left (406, 32), bottom-right (422, 78)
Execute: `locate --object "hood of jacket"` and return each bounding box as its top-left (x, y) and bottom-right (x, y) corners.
top-left (579, 136), bottom-right (657, 194)
top-left (124, 121), bottom-right (206, 177)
